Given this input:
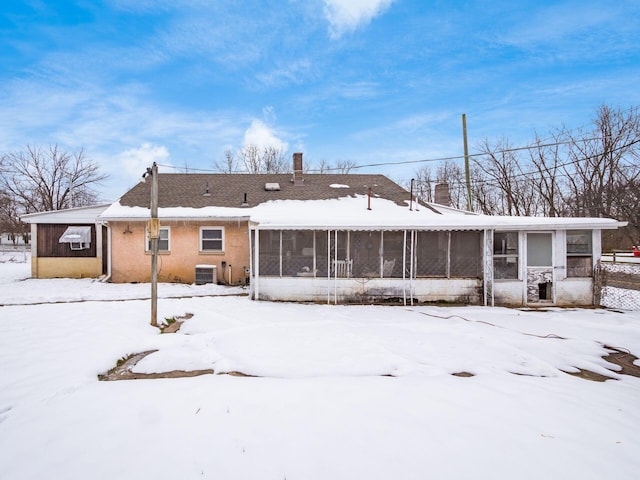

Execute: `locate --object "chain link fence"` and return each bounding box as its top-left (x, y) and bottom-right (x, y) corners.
top-left (596, 261), bottom-right (640, 310)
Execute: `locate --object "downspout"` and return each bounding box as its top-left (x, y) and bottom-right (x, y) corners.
top-left (248, 226), bottom-right (253, 298)
top-left (98, 221), bottom-right (111, 283)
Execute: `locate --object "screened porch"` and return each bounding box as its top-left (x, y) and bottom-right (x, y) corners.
top-left (250, 228), bottom-right (485, 304)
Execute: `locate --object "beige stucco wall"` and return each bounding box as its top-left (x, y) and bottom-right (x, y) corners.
top-left (109, 220), bottom-right (250, 284)
top-left (31, 257), bottom-right (102, 279)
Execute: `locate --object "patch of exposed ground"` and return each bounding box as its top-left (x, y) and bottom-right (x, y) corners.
top-left (98, 350), bottom-right (214, 381)
top-left (561, 347), bottom-right (640, 382)
top-left (99, 311), bottom-right (640, 382)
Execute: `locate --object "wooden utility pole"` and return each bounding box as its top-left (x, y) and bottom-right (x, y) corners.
top-left (462, 113), bottom-right (473, 211)
top-left (149, 162), bottom-right (159, 327)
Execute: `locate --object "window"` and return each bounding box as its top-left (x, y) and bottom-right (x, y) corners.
top-left (566, 230), bottom-right (592, 277)
top-left (493, 232), bottom-right (519, 279)
top-left (59, 226), bottom-right (92, 250)
top-left (200, 227), bottom-right (224, 252)
top-left (147, 226), bottom-right (170, 252)
top-left (527, 233), bottom-right (552, 267)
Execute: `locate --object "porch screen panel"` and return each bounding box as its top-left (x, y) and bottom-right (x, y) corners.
top-left (382, 231), bottom-right (403, 277)
top-left (450, 231), bottom-right (482, 278)
top-left (330, 231), bottom-right (351, 277)
top-left (258, 230), bottom-right (280, 276)
top-left (415, 231), bottom-right (447, 277)
top-left (315, 231), bottom-right (329, 276)
top-left (282, 230), bottom-right (315, 277)
top-left (350, 231), bottom-right (381, 277)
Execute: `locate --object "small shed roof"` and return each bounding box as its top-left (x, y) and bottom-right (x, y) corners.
top-left (21, 204), bottom-right (110, 224)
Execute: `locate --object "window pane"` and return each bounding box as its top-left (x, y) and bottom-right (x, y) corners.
top-left (202, 229), bottom-right (222, 240)
top-left (202, 239), bottom-right (222, 250)
top-left (494, 232), bottom-right (518, 255)
top-left (527, 233), bottom-right (552, 266)
top-left (415, 231), bottom-right (447, 276)
top-left (450, 231), bottom-right (482, 277)
top-left (494, 257), bottom-right (518, 279)
top-left (567, 230), bottom-right (591, 254)
top-left (567, 256), bottom-right (592, 277)
top-left (201, 228), bottom-right (223, 251)
top-left (148, 228), bottom-right (169, 251)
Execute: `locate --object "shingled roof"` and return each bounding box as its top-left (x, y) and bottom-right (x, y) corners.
top-left (118, 173), bottom-right (421, 209)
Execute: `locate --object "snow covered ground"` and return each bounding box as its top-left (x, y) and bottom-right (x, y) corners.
top-left (1, 253), bottom-right (639, 479)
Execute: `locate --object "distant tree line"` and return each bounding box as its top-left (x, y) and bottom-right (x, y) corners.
top-left (0, 145), bottom-right (107, 244)
top-left (213, 145), bottom-right (358, 174)
top-left (412, 105), bottom-right (640, 248)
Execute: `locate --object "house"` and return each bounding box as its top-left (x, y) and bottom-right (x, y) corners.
top-left (95, 153), bottom-right (624, 306)
top-left (23, 153), bottom-right (626, 306)
top-left (20, 204), bottom-right (110, 279)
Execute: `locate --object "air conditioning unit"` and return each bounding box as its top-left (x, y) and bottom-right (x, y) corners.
top-left (195, 265), bottom-right (217, 285)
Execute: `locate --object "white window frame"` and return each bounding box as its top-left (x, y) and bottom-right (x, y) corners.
top-left (146, 226), bottom-right (170, 252)
top-left (493, 231), bottom-right (519, 280)
top-left (566, 230), bottom-right (592, 278)
top-left (200, 226), bottom-right (224, 252)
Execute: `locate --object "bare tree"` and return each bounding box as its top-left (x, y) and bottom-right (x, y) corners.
top-left (410, 165), bottom-right (433, 203)
top-left (333, 159), bottom-right (358, 174)
top-left (473, 139), bottom-right (538, 216)
top-left (526, 132), bottom-right (567, 217)
top-left (213, 149), bottom-right (239, 173)
top-left (215, 145), bottom-right (289, 173)
top-left (261, 146), bottom-right (289, 173)
top-left (436, 159), bottom-right (468, 210)
top-left (0, 145), bottom-right (107, 214)
top-left (310, 158), bottom-right (358, 174)
top-left (562, 105), bottom-right (640, 218)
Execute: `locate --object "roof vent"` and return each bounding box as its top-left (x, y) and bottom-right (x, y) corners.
top-left (265, 183), bottom-right (280, 191)
top-left (203, 181), bottom-right (211, 196)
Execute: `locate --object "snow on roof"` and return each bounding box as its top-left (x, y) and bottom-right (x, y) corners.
top-left (99, 196), bottom-right (626, 231)
top-left (20, 204), bottom-right (111, 224)
top-left (329, 184), bottom-right (350, 188)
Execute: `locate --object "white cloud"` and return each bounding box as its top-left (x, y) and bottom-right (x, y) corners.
top-left (323, 0), bottom-right (395, 39)
top-left (243, 120), bottom-right (288, 152)
top-left (117, 143), bottom-right (172, 180)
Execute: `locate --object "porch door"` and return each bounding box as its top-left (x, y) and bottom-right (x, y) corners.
top-left (526, 233), bottom-right (553, 303)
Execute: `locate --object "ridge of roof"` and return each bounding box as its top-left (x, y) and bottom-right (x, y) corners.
top-left (118, 173), bottom-right (423, 209)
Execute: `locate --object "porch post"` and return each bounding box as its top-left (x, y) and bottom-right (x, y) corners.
top-left (484, 229), bottom-right (494, 307)
top-left (254, 228), bottom-right (260, 300)
top-left (410, 230), bottom-right (415, 306)
top-left (334, 230), bottom-right (338, 304)
top-left (402, 230), bottom-right (407, 306)
top-left (327, 230), bottom-right (331, 304)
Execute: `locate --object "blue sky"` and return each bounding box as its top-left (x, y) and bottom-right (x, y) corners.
top-left (1, 0), bottom-right (639, 201)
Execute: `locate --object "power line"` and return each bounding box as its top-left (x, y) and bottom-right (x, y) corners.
top-left (158, 135), bottom-right (608, 175)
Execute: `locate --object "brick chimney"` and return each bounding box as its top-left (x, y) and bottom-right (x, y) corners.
top-left (293, 152), bottom-right (304, 186)
top-left (434, 183), bottom-right (450, 206)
